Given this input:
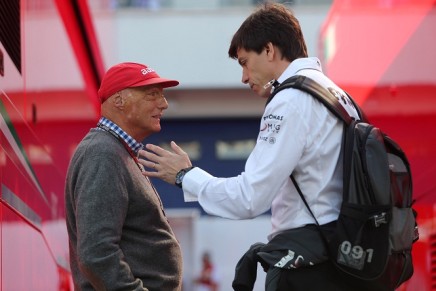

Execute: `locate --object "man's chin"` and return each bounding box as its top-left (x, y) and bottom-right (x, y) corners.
top-left (251, 87), bottom-right (267, 98)
top-left (260, 89), bottom-right (271, 99)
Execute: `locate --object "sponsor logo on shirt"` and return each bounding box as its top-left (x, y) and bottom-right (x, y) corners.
top-left (257, 136), bottom-right (276, 144)
top-left (260, 123), bottom-right (281, 133)
top-left (263, 114), bottom-right (283, 121)
top-left (259, 113), bottom-right (283, 144)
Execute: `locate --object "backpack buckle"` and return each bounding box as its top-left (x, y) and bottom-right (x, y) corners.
top-left (373, 213), bottom-right (388, 227)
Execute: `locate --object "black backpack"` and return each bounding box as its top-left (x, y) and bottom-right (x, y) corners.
top-left (268, 75), bottom-right (419, 290)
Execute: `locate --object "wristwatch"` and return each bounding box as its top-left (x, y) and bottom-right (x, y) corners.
top-left (175, 166), bottom-right (194, 188)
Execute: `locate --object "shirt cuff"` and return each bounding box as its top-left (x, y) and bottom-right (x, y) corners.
top-left (182, 167), bottom-right (213, 202)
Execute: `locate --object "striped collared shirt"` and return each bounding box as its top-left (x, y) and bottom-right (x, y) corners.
top-left (96, 117), bottom-right (144, 154)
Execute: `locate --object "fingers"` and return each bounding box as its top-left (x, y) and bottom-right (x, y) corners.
top-left (170, 141), bottom-right (185, 155)
top-left (148, 161), bottom-right (157, 170)
top-left (139, 142), bottom-right (193, 185)
top-left (142, 141), bottom-right (192, 169)
top-left (144, 143), bottom-right (168, 156)
top-left (137, 156), bottom-right (157, 170)
top-left (143, 142), bottom-right (187, 157)
top-left (141, 169), bottom-right (159, 178)
top-left (138, 148), bottom-right (160, 163)
top-left (137, 149), bottom-right (158, 165)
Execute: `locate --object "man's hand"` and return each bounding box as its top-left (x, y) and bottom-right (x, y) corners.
top-left (138, 141), bottom-right (192, 185)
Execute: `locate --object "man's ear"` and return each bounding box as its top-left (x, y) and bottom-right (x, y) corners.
top-left (113, 92), bottom-right (125, 108)
top-left (265, 42), bottom-right (275, 61)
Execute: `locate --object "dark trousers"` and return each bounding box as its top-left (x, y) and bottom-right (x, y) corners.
top-left (276, 261), bottom-right (370, 291)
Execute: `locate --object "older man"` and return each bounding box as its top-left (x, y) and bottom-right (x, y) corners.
top-left (65, 62), bottom-right (183, 291)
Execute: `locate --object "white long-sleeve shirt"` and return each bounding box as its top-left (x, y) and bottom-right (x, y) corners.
top-left (183, 57), bottom-right (359, 240)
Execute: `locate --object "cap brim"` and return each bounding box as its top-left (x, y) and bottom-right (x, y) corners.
top-left (131, 78), bottom-right (179, 89)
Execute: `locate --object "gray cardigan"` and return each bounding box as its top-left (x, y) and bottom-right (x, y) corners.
top-left (65, 129), bottom-right (182, 291)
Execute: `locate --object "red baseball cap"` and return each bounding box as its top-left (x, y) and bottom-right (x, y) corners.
top-left (98, 62), bottom-right (179, 103)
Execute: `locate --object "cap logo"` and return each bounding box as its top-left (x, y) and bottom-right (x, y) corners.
top-left (141, 68), bottom-right (155, 75)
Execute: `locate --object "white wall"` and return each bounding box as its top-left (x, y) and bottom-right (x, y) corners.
top-left (93, 6), bottom-right (331, 88)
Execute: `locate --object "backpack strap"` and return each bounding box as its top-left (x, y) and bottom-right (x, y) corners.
top-left (290, 174), bottom-right (322, 227)
top-left (268, 75), bottom-right (355, 229)
top-left (268, 75), bottom-right (364, 124)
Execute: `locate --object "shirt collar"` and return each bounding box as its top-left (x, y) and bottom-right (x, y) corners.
top-left (276, 57), bottom-right (323, 85)
top-left (97, 117), bottom-right (144, 154)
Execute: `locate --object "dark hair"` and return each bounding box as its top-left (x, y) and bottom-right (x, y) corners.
top-left (228, 2), bottom-right (308, 61)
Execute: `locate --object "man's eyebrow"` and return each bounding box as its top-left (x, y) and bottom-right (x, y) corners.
top-left (144, 88), bottom-right (161, 93)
